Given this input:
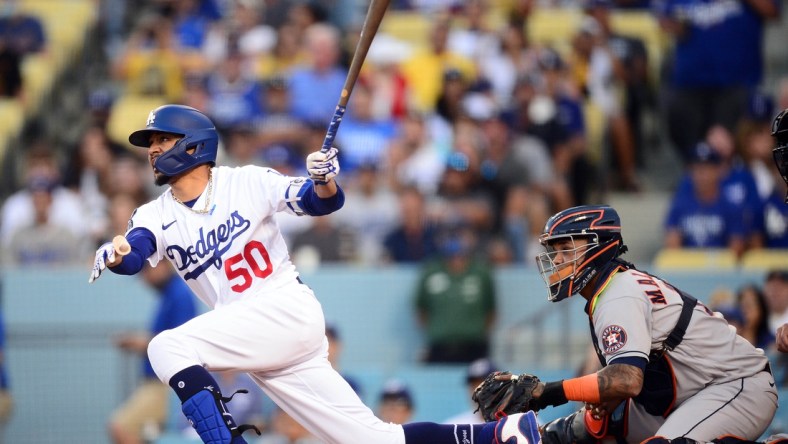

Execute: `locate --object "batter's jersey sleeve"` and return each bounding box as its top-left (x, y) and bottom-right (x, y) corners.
top-left (126, 201), bottom-right (167, 266)
top-left (233, 165), bottom-right (312, 217)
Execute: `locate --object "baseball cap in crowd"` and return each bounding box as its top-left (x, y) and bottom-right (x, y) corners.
top-left (466, 357), bottom-right (498, 384)
top-left (446, 151), bottom-right (470, 172)
top-left (380, 379), bottom-right (413, 408)
top-left (766, 269), bottom-right (788, 282)
top-left (689, 141), bottom-right (723, 165)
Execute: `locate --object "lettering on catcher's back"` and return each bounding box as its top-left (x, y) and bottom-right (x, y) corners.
top-left (632, 270), bottom-right (667, 304)
top-left (165, 211), bottom-right (251, 280)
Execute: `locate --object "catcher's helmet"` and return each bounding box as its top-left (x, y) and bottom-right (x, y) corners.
top-left (771, 108), bottom-right (788, 202)
top-left (128, 104), bottom-right (218, 176)
top-left (536, 205), bottom-right (627, 302)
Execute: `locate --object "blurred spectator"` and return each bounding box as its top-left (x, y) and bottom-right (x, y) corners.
top-left (334, 163), bottom-right (400, 266)
top-left (382, 186), bottom-right (440, 263)
top-left (169, 0), bottom-right (215, 52)
top-left (656, 0), bottom-right (780, 163)
top-left (507, 49), bottom-right (592, 206)
top-left (765, 269), bottom-right (788, 334)
top-left (443, 357), bottom-right (498, 424)
top-left (475, 108), bottom-right (565, 255)
top-left (325, 322), bottom-right (362, 395)
top-left (110, 12), bottom-right (184, 101)
top-left (202, 0), bottom-right (276, 66)
top-left (108, 155), bottom-right (150, 206)
top-left (106, 193), bottom-right (139, 241)
top-left (108, 262), bottom-right (197, 444)
top-left (736, 283), bottom-right (775, 350)
top-left (204, 44), bottom-right (265, 134)
top-left (400, 14), bottom-right (476, 111)
top-left (63, 125), bottom-right (125, 245)
top-left (735, 91), bottom-right (777, 200)
top-left (676, 125), bottom-right (763, 249)
top-left (257, 23), bottom-right (308, 80)
top-left (446, 0), bottom-right (499, 65)
top-left (477, 21), bottom-right (539, 109)
top-left (585, 0), bottom-right (652, 169)
top-left (377, 379), bottom-right (414, 424)
top-left (568, 16), bottom-right (638, 191)
top-left (386, 112), bottom-right (447, 195)
top-left (254, 76), bottom-right (306, 154)
top-left (290, 215), bottom-right (356, 265)
top-left (413, 225), bottom-right (497, 363)
top-left (1, 145), bottom-right (89, 253)
top-left (335, 79), bottom-right (399, 175)
top-left (223, 125), bottom-right (263, 166)
top-left (2, 176), bottom-right (86, 266)
top-left (0, 281), bottom-right (12, 440)
top-left (0, 0), bottom-right (46, 99)
top-left (364, 33), bottom-right (412, 120)
top-left (664, 141), bottom-right (746, 256)
top-left (180, 71), bottom-right (210, 111)
top-left (288, 23), bottom-right (347, 124)
top-left (428, 150), bottom-right (495, 238)
top-left (435, 68), bottom-right (472, 130)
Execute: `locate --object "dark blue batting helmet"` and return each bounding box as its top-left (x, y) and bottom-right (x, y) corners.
top-left (129, 104), bottom-right (219, 176)
top-left (536, 205), bottom-right (627, 302)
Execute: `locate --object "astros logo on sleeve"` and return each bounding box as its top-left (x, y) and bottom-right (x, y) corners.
top-left (601, 325), bottom-right (627, 354)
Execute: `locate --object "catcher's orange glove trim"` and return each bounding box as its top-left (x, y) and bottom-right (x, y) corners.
top-left (563, 374), bottom-right (601, 403)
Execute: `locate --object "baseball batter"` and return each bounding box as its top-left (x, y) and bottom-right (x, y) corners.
top-left (493, 205), bottom-right (777, 444)
top-left (88, 104), bottom-right (541, 444)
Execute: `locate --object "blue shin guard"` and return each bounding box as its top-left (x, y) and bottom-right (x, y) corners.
top-left (182, 389), bottom-right (258, 444)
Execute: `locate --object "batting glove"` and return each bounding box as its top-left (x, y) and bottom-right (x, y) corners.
top-left (88, 241), bottom-right (116, 283)
top-left (306, 147), bottom-right (340, 184)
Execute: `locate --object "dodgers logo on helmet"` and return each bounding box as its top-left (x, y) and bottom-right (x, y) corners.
top-left (128, 104), bottom-right (219, 176)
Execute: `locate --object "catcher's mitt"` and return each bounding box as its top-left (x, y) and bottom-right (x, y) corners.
top-left (471, 371), bottom-right (541, 422)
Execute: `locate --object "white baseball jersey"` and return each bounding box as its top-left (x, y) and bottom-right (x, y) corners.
top-left (128, 165), bottom-right (307, 308)
top-left (132, 165), bottom-right (407, 444)
top-left (590, 267), bottom-right (777, 442)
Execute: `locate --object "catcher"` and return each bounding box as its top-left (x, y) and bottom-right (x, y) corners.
top-left (473, 204), bottom-right (777, 444)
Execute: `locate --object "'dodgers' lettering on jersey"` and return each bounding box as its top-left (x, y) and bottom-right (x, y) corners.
top-left (166, 211), bottom-right (252, 280)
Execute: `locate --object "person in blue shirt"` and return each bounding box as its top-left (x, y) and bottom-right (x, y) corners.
top-left (676, 125), bottom-right (763, 247)
top-left (287, 23), bottom-right (348, 125)
top-left (664, 141), bottom-right (746, 256)
top-left (108, 262), bottom-right (197, 444)
top-left (656, 0), bottom-right (780, 162)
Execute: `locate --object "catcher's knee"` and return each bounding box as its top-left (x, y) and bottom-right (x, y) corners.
top-left (542, 403), bottom-right (627, 444)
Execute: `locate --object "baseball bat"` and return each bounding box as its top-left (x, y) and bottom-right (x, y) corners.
top-left (112, 235), bottom-right (131, 257)
top-left (320, 0), bottom-right (392, 153)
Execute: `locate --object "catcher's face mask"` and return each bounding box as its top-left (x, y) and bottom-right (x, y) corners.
top-left (536, 234), bottom-right (597, 302)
